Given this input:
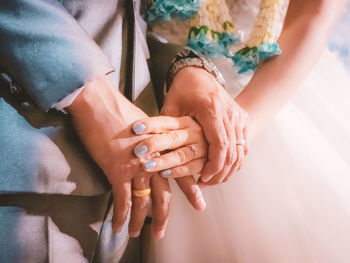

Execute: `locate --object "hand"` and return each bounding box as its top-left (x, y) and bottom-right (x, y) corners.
top-left (162, 67), bottom-right (250, 185)
top-left (132, 116), bottom-right (207, 211)
top-left (68, 76), bottom-right (171, 239)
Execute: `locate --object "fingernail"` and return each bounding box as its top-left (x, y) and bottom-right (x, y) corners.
top-left (129, 231), bottom-right (140, 238)
top-left (144, 160), bottom-right (156, 170)
top-left (200, 175), bottom-right (210, 183)
top-left (197, 197), bottom-right (206, 211)
top-left (154, 229), bottom-right (165, 240)
top-left (113, 226), bottom-right (122, 234)
top-left (160, 169), bottom-right (171, 178)
top-left (134, 145), bottom-right (148, 157)
top-left (132, 123), bottom-right (146, 134)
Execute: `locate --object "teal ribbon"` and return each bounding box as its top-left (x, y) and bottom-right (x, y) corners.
top-left (145, 0), bottom-right (201, 23)
top-left (232, 43), bottom-right (281, 74)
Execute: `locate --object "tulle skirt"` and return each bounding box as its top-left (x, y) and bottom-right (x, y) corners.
top-left (146, 50), bottom-right (350, 263)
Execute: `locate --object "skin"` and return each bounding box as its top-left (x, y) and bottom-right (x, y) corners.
top-left (235, 0), bottom-right (347, 140)
top-left (158, 0), bottom-right (346, 186)
top-left (67, 0), bottom-right (345, 239)
top-left (67, 76), bottom-right (205, 240)
top-left (162, 67), bottom-right (250, 185)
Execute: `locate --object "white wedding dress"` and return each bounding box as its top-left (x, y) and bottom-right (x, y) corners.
top-left (146, 1), bottom-right (350, 263)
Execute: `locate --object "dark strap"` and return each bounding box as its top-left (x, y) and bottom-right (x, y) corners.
top-left (122, 0), bottom-right (136, 101)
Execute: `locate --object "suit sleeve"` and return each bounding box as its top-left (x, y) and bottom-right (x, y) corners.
top-left (0, 0), bottom-right (113, 111)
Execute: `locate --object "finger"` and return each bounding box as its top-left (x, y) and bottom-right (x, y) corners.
top-left (112, 180), bottom-right (132, 233)
top-left (132, 116), bottom-right (194, 135)
top-left (243, 126), bottom-right (249, 155)
top-left (196, 114), bottom-right (229, 182)
top-left (175, 176), bottom-right (206, 211)
top-left (231, 125), bottom-right (246, 172)
top-left (151, 174), bottom-right (172, 240)
top-left (198, 117), bottom-right (237, 186)
top-left (128, 174), bottom-right (152, 238)
top-left (133, 129), bottom-right (199, 158)
top-left (206, 118), bottom-right (237, 184)
top-left (222, 128), bottom-right (246, 183)
top-left (143, 144), bottom-right (206, 172)
top-left (160, 158), bottom-right (206, 179)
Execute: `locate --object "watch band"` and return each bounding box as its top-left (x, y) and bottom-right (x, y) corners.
top-left (165, 47), bottom-right (226, 93)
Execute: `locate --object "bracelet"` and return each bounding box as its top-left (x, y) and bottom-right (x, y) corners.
top-left (165, 47), bottom-right (226, 93)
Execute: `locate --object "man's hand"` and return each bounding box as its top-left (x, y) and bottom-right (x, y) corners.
top-left (162, 67), bottom-right (250, 185)
top-left (67, 76), bottom-right (171, 239)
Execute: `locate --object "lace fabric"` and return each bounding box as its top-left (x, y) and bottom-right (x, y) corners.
top-left (146, 0), bottom-right (289, 74)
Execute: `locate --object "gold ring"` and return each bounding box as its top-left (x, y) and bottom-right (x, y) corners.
top-left (132, 188), bottom-right (151, 198)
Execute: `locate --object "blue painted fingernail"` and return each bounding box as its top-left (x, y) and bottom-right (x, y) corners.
top-left (133, 123), bottom-right (146, 134)
top-left (160, 169), bottom-right (171, 178)
top-left (144, 160), bottom-right (156, 170)
top-left (134, 145), bottom-right (148, 157)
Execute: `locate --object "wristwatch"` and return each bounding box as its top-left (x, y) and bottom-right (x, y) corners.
top-left (165, 47), bottom-right (226, 92)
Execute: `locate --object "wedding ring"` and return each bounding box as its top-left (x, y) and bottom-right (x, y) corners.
top-left (132, 188), bottom-right (151, 198)
top-left (236, 139), bottom-right (246, 146)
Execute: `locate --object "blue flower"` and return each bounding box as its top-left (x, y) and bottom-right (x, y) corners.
top-left (232, 43), bottom-right (281, 74)
top-left (146, 0), bottom-right (201, 23)
top-left (186, 26), bottom-right (240, 58)
top-left (219, 32), bottom-right (240, 56)
top-left (258, 43), bottom-right (281, 61)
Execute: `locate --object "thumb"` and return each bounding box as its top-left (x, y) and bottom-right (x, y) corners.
top-left (161, 99), bottom-right (180, 116)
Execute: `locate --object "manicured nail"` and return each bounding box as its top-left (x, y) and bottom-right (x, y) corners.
top-left (160, 169), bottom-right (171, 178)
top-left (134, 145), bottom-right (148, 157)
top-left (154, 229), bottom-right (165, 240)
top-left (133, 123), bottom-right (146, 134)
top-left (144, 160), bottom-right (156, 170)
top-left (197, 197), bottom-right (206, 211)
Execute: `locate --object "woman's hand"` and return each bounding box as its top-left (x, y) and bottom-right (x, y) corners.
top-left (68, 76), bottom-right (171, 239)
top-left (162, 67), bottom-right (250, 185)
top-left (132, 116), bottom-right (208, 209)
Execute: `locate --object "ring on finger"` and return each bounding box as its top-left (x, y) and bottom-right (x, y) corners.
top-left (132, 188), bottom-right (151, 198)
top-left (236, 139), bottom-right (246, 146)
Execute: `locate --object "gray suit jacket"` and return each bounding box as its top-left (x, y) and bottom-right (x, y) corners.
top-left (0, 0), bottom-right (159, 262)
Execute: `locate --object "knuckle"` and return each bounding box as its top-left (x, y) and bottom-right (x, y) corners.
top-left (159, 192), bottom-right (172, 209)
top-left (175, 149), bottom-right (187, 164)
top-left (134, 175), bottom-right (148, 185)
top-left (162, 117), bottom-right (174, 131)
top-left (242, 111), bottom-right (249, 121)
top-left (217, 138), bottom-right (229, 150)
top-left (226, 149), bottom-right (237, 166)
top-left (167, 131), bottom-right (179, 145)
top-left (172, 166), bottom-right (187, 177)
top-left (137, 197), bottom-right (151, 210)
top-left (117, 200), bottom-right (132, 211)
top-left (203, 98), bottom-right (218, 117)
top-left (226, 108), bottom-right (234, 120)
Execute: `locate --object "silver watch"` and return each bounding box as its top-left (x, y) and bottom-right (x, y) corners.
top-left (166, 48), bottom-right (226, 92)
